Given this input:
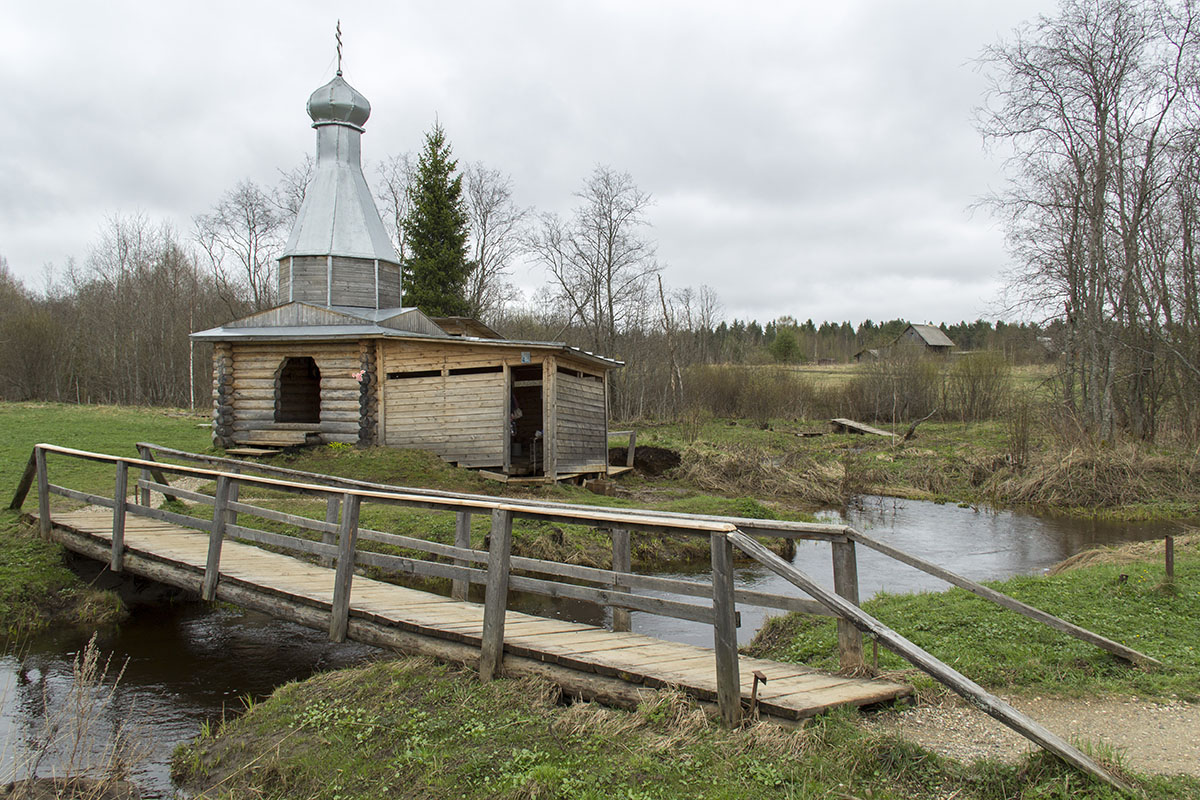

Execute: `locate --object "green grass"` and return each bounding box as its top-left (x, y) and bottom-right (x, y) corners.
top-left (0, 510), bottom-right (123, 634)
top-left (171, 655), bottom-right (1199, 800)
top-left (0, 401), bottom-right (213, 509)
top-left (747, 540), bottom-right (1200, 700)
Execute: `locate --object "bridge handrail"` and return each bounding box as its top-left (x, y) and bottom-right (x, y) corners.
top-left (11, 440), bottom-right (1162, 769)
top-left (728, 531), bottom-right (1131, 793)
top-left (127, 443), bottom-right (1162, 667)
top-left (132, 441), bottom-right (848, 541)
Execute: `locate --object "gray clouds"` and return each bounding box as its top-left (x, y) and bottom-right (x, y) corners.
top-left (0, 0), bottom-right (1048, 323)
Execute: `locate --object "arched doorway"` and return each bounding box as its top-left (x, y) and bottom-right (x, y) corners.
top-left (275, 357), bottom-right (321, 423)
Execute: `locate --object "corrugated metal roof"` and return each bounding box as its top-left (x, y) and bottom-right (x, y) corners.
top-left (190, 322), bottom-right (623, 369)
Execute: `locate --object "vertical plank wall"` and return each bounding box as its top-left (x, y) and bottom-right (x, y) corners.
top-left (555, 368), bottom-right (608, 472)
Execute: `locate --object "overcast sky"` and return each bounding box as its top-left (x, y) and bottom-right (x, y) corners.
top-left (1, 1), bottom-right (1054, 326)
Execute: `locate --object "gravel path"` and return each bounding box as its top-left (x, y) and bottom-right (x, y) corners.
top-left (868, 694), bottom-right (1200, 777)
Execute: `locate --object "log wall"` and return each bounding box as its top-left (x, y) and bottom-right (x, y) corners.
top-left (228, 341), bottom-right (364, 444)
top-left (212, 343), bottom-right (234, 448)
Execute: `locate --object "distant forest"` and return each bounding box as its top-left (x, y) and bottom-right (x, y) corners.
top-left (0, 217), bottom-right (1048, 421)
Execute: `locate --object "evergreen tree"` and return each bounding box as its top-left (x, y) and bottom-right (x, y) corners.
top-left (401, 123), bottom-right (472, 316)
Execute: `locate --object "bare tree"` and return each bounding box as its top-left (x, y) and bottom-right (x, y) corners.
top-left (274, 154), bottom-right (314, 225)
top-left (194, 180), bottom-right (284, 311)
top-left (464, 162), bottom-right (527, 320)
top-left (528, 166), bottom-right (659, 353)
top-left (375, 152), bottom-right (416, 265)
top-left (978, 0), bottom-right (1200, 440)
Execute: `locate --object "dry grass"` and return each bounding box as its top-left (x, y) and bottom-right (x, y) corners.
top-left (985, 443), bottom-right (1200, 510)
top-left (2, 635), bottom-right (146, 799)
top-left (675, 444), bottom-right (846, 505)
top-left (1047, 530), bottom-right (1200, 575)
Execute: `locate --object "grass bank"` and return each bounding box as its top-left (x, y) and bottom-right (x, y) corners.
top-left (171, 655), bottom-right (1200, 800)
top-left (628, 418), bottom-right (1200, 520)
top-left (0, 402), bottom-right (796, 590)
top-left (0, 511), bottom-right (123, 635)
top-left (747, 535), bottom-right (1200, 700)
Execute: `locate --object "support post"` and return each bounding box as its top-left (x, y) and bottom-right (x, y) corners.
top-left (832, 539), bottom-right (864, 670)
top-left (35, 447), bottom-right (50, 539)
top-left (611, 528), bottom-right (631, 632)
top-left (137, 444), bottom-right (151, 507)
top-left (451, 511), bottom-right (472, 601)
top-left (8, 451), bottom-right (37, 510)
top-left (202, 475), bottom-right (232, 601)
top-left (710, 532), bottom-right (742, 727)
top-left (329, 492), bottom-right (361, 643)
top-left (226, 468), bottom-right (240, 528)
top-left (111, 461), bottom-right (128, 573)
top-left (626, 430), bottom-right (637, 468)
top-left (1166, 535), bottom-right (1175, 583)
top-left (480, 508), bottom-right (514, 681)
top-left (321, 495), bottom-right (340, 568)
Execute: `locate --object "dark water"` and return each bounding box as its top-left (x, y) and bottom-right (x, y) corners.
top-left (0, 604), bottom-right (379, 798)
top-left (0, 497), bottom-right (1186, 797)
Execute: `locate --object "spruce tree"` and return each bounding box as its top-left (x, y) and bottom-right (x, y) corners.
top-left (401, 123), bottom-right (472, 316)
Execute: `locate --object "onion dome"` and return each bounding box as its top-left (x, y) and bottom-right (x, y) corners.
top-left (306, 74), bottom-right (371, 129)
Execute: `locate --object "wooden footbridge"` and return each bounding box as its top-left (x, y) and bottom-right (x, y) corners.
top-left (11, 443), bottom-right (1153, 791)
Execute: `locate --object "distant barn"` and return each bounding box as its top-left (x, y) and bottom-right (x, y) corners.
top-left (192, 68), bottom-right (620, 481)
top-left (852, 324), bottom-right (955, 362)
top-left (898, 323), bottom-right (955, 355)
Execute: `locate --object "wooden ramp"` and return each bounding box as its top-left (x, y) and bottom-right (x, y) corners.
top-left (43, 510), bottom-right (910, 721)
top-left (830, 418), bottom-right (897, 438)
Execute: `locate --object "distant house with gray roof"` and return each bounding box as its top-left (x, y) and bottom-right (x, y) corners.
top-left (898, 324), bottom-right (955, 355)
top-left (852, 324), bottom-right (955, 362)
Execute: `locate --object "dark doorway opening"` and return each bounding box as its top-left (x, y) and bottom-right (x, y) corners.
top-left (509, 364), bottom-right (544, 475)
top-left (276, 357), bottom-right (321, 423)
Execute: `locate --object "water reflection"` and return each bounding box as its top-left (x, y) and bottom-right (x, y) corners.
top-left (1, 604), bottom-right (378, 799)
top-left (634, 496), bottom-right (1181, 647)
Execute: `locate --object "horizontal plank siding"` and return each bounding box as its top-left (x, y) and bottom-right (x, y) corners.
top-left (384, 367), bottom-right (505, 465)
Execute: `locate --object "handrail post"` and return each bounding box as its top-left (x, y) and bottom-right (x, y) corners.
top-left (202, 475), bottom-right (232, 601)
top-left (226, 467), bottom-right (240, 528)
top-left (710, 531), bottom-right (742, 727)
top-left (9, 450), bottom-right (37, 510)
top-left (111, 461), bottom-right (128, 572)
top-left (451, 511), bottom-right (472, 601)
top-left (35, 447), bottom-right (50, 539)
top-left (480, 508), bottom-right (513, 681)
top-left (831, 539), bottom-right (864, 670)
top-left (321, 495), bottom-right (341, 568)
top-left (137, 444), bottom-right (152, 507)
top-left (611, 528), bottom-right (631, 632)
top-left (329, 492), bottom-right (361, 643)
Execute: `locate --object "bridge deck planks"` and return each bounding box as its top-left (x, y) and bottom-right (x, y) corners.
top-left (44, 509), bottom-right (911, 721)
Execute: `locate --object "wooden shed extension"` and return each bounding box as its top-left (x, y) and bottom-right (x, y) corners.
top-left (192, 302), bottom-right (621, 482)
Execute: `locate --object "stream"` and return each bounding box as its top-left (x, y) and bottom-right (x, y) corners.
top-left (0, 497), bottom-right (1184, 797)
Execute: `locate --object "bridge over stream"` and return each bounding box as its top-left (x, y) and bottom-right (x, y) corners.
top-left (11, 443), bottom-right (1151, 792)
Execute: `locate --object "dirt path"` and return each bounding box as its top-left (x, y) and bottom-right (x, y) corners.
top-left (868, 693), bottom-right (1200, 777)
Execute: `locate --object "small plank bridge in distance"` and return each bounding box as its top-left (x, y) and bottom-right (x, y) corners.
top-left (11, 443), bottom-right (1156, 792)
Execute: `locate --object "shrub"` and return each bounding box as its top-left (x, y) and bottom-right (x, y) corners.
top-left (944, 351), bottom-right (1010, 422)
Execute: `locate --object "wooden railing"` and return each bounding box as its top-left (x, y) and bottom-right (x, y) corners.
top-left (9, 442), bottom-right (1152, 788)
top-left (15, 442), bottom-right (853, 728)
